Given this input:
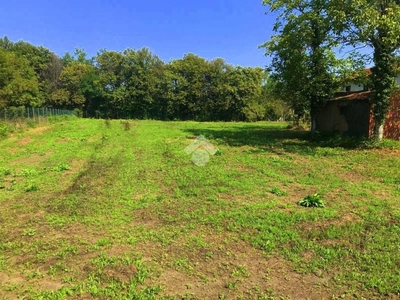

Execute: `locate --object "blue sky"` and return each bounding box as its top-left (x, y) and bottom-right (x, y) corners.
top-left (0, 0), bottom-right (275, 67)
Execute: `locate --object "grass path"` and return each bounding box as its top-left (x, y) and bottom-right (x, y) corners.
top-left (1, 119), bottom-right (400, 299)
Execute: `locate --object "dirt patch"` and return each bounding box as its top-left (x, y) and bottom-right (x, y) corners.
top-left (372, 148), bottom-right (400, 157)
top-left (0, 272), bottom-right (25, 286)
top-left (27, 126), bottom-right (50, 135)
top-left (265, 257), bottom-right (333, 299)
top-left (103, 265), bottom-right (137, 283)
top-left (7, 148), bottom-right (20, 154)
top-left (56, 138), bottom-right (70, 143)
top-left (60, 159), bottom-right (86, 177)
top-left (136, 228), bottom-right (336, 299)
top-left (338, 169), bottom-right (367, 183)
top-left (10, 150), bottom-right (53, 165)
top-left (17, 137), bottom-right (32, 146)
top-left (132, 208), bottom-right (163, 230)
top-left (36, 279), bottom-right (64, 292)
top-left (298, 212), bottom-right (362, 233)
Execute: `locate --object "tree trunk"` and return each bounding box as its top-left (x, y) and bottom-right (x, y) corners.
top-left (311, 117), bottom-right (317, 135)
top-left (310, 107), bottom-right (317, 136)
top-left (374, 121), bottom-right (384, 141)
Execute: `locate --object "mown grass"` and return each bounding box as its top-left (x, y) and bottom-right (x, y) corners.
top-left (0, 119), bottom-right (400, 299)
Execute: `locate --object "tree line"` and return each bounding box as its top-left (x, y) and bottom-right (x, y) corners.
top-left (0, 37), bottom-right (292, 122)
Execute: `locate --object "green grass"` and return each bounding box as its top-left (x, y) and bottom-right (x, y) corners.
top-left (0, 119), bottom-right (400, 299)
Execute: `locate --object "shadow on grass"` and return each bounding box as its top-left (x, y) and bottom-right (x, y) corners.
top-left (183, 125), bottom-right (387, 156)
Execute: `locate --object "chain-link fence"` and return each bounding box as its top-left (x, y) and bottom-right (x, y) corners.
top-left (0, 107), bottom-right (75, 122)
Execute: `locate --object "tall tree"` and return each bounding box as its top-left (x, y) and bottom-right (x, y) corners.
top-left (168, 54), bottom-right (210, 120)
top-left (331, 0), bottom-right (400, 140)
top-left (95, 50), bottom-right (127, 117)
top-left (0, 49), bottom-right (42, 108)
top-left (122, 48), bottom-right (165, 119)
top-left (50, 62), bottom-right (97, 111)
top-left (262, 0), bottom-right (340, 132)
top-left (226, 67), bottom-right (263, 121)
top-left (203, 58), bottom-right (234, 121)
top-left (0, 37), bottom-right (63, 103)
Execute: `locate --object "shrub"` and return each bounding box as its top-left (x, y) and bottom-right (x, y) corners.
top-left (26, 119), bottom-right (37, 128)
top-left (271, 187), bottom-right (288, 196)
top-left (121, 121), bottom-right (131, 131)
top-left (52, 163), bottom-right (70, 172)
top-left (25, 183), bottom-right (38, 192)
top-left (299, 193), bottom-right (324, 208)
top-left (0, 122), bottom-right (8, 139)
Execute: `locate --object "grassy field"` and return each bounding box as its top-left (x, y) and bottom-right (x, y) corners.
top-left (1, 118), bottom-right (400, 299)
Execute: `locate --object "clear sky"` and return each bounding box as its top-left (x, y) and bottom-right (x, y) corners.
top-left (0, 0), bottom-right (275, 67)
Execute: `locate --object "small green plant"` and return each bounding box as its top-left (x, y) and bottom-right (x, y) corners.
top-left (270, 187), bottom-right (288, 196)
top-left (17, 169), bottom-right (38, 177)
top-left (0, 121), bottom-right (9, 139)
top-left (26, 119), bottom-right (37, 128)
top-left (215, 149), bottom-right (222, 156)
top-left (101, 133), bottom-right (108, 144)
top-left (25, 183), bottom-right (38, 192)
top-left (95, 238), bottom-right (111, 247)
top-left (121, 120), bottom-right (131, 131)
top-left (52, 163), bottom-right (70, 172)
top-left (23, 228), bottom-right (36, 236)
top-left (0, 167), bottom-right (11, 176)
top-left (299, 193), bottom-right (324, 208)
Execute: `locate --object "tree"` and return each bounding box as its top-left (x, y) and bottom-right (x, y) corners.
top-left (95, 50), bottom-right (127, 117)
top-left (262, 0), bottom-right (340, 132)
top-left (0, 37), bottom-right (64, 103)
top-left (331, 0), bottom-right (400, 140)
top-left (260, 73), bottom-right (293, 121)
top-left (203, 58), bottom-right (234, 121)
top-left (225, 67), bottom-right (263, 121)
top-left (168, 54), bottom-right (210, 120)
top-left (0, 36), bottom-right (13, 50)
top-left (0, 49), bottom-right (42, 108)
top-left (50, 62), bottom-right (98, 111)
top-left (122, 48), bottom-right (165, 119)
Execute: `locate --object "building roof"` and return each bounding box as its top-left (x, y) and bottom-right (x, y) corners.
top-left (331, 91), bottom-right (371, 101)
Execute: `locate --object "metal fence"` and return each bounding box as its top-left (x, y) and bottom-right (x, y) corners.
top-left (0, 107), bottom-right (75, 122)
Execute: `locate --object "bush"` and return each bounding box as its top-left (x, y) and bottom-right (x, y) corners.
top-left (26, 119), bottom-right (37, 128)
top-left (299, 193), bottom-right (324, 208)
top-left (0, 122), bottom-right (8, 139)
top-left (73, 108), bottom-right (83, 118)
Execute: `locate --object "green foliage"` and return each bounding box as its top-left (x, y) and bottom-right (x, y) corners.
top-left (26, 119), bottom-right (37, 128)
top-left (329, 1), bottom-right (400, 140)
top-left (299, 193), bottom-right (324, 207)
top-left (25, 183), bottom-right (38, 192)
top-left (0, 167), bottom-right (11, 176)
top-left (52, 163), bottom-right (71, 172)
top-left (121, 120), bottom-right (131, 131)
top-left (270, 187), bottom-right (288, 196)
top-left (0, 49), bottom-right (42, 107)
top-left (0, 37), bottom-right (284, 122)
top-left (50, 62), bottom-right (97, 110)
top-left (262, 0), bottom-right (341, 130)
top-left (0, 121), bottom-right (8, 139)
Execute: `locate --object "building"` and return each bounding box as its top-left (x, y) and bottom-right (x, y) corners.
top-left (316, 69), bottom-right (400, 140)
